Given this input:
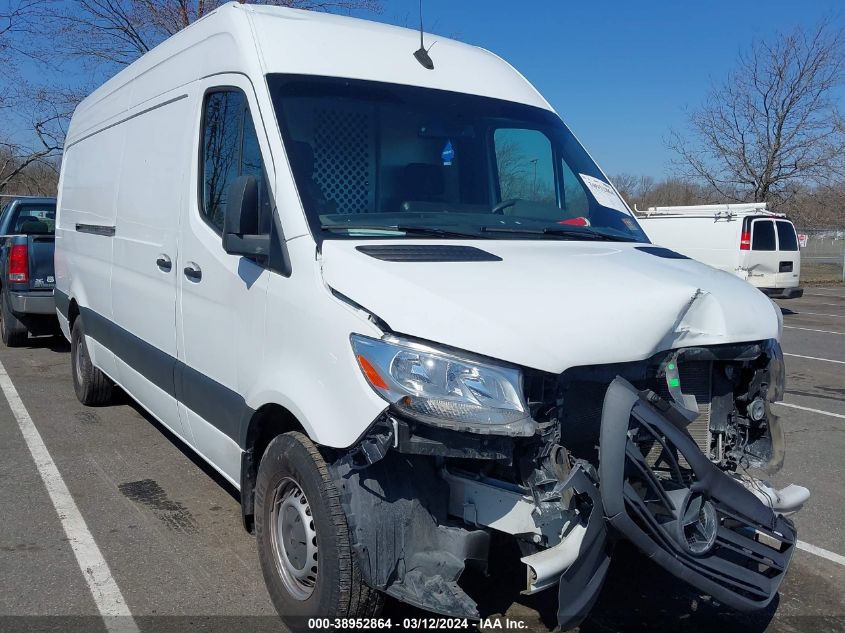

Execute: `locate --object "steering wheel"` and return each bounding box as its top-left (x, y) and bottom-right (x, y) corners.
top-left (491, 198), bottom-right (518, 215)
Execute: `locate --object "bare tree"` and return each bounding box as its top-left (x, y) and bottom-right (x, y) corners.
top-left (0, 0), bottom-right (41, 57)
top-left (0, 146), bottom-right (59, 195)
top-left (0, 0), bottom-right (64, 195)
top-left (0, 0), bottom-right (382, 195)
top-left (779, 181), bottom-right (845, 228)
top-left (1, 1), bottom-right (45, 109)
top-left (0, 133), bottom-right (61, 194)
top-left (610, 173), bottom-right (640, 203)
top-left (612, 174), bottom-right (712, 211)
top-left (670, 23), bottom-right (845, 208)
top-left (46, 0), bottom-right (382, 67)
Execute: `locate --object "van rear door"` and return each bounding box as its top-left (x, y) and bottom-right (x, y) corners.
top-left (773, 220), bottom-right (800, 288)
top-left (743, 218), bottom-right (779, 288)
top-left (742, 217), bottom-right (801, 290)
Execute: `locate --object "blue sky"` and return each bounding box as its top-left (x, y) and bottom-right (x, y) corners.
top-left (362, 0), bottom-right (845, 178)
top-left (11, 0), bottom-right (845, 180)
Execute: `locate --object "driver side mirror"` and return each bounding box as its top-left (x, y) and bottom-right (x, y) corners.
top-left (223, 175), bottom-right (270, 258)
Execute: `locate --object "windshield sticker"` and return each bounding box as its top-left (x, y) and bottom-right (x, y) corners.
top-left (441, 140), bottom-right (455, 166)
top-left (579, 174), bottom-right (629, 213)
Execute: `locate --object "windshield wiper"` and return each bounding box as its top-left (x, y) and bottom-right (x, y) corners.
top-left (481, 225), bottom-right (638, 242)
top-left (320, 224), bottom-right (488, 239)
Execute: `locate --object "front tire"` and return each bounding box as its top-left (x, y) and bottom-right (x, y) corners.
top-left (256, 432), bottom-right (383, 630)
top-left (71, 317), bottom-right (113, 405)
top-left (1, 290), bottom-right (28, 347)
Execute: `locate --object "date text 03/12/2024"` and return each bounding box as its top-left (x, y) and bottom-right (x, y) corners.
top-left (306, 618), bottom-right (531, 630)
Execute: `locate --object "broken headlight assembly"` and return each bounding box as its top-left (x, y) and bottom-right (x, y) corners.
top-left (351, 334), bottom-right (534, 435)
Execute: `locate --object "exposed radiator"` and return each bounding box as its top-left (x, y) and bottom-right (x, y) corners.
top-left (550, 360), bottom-right (715, 470)
top-left (642, 361), bottom-right (713, 469)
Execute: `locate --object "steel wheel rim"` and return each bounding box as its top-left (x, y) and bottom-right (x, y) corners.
top-left (73, 336), bottom-right (84, 385)
top-left (269, 476), bottom-right (318, 600)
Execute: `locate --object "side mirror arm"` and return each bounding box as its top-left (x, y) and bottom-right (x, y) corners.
top-left (222, 175), bottom-right (270, 258)
top-left (223, 232), bottom-right (271, 258)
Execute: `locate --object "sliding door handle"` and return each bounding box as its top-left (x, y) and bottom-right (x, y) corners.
top-left (156, 254), bottom-right (172, 272)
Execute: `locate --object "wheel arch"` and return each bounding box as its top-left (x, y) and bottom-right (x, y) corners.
top-left (67, 298), bottom-right (80, 329)
top-left (240, 403), bottom-right (307, 533)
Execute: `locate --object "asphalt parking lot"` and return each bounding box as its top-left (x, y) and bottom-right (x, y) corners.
top-left (0, 287), bottom-right (843, 633)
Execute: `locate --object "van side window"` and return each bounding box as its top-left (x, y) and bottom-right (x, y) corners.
top-left (751, 220), bottom-right (776, 251)
top-left (241, 110), bottom-right (272, 233)
top-left (200, 89), bottom-right (270, 233)
top-left (776, 221), bottom-right (798, 251)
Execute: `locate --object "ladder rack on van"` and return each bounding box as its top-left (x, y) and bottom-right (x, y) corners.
top-left (634, 202), bottom-right (787, 220)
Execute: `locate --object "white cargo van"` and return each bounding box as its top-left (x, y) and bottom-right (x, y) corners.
top-left (637, 203), bottom-right (803, 299)
top-left (55, 3), bottom-right (807, 629)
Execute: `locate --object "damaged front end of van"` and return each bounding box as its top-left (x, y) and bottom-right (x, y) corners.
top-left (328, 328), bottom-right (806, 629)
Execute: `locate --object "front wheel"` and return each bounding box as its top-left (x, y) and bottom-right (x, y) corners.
top-left (71, 317), bottom-right (113, 405)
top-left (255, 432), bottom-right (383, 631)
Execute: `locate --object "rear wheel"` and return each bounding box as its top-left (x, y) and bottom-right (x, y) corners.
top-left (255, 432), bottom-right (383, 631)
top-left (0, 289), bottom-right (28, 347)
top-left (71, 317), bottom-right (113, 405)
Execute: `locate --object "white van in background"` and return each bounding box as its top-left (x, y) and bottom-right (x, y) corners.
top-left (54, 3), bottom-right (805, 629)
top-left (637, 203), bottom-right (803, 298)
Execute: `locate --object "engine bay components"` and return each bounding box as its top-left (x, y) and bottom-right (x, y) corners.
top-left (330, 338), bottom-right (804, 628)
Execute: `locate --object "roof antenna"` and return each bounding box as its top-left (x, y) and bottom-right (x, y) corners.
top-left (413, 0), bottom-right (435, 70)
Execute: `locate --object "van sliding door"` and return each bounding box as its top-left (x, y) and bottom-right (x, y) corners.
top-left (111, 93), bottom-right (192, 440)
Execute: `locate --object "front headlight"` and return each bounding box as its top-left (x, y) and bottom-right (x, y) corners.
top-left (765, 338), bottom-right (786, 402)
top-left (771, 299), bottom-right (784, 342)
top-left (351, 334), bottom-right (534, 436)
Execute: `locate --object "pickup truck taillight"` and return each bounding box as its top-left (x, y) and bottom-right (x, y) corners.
top-left (740, 230), bottom-right (751, 250)
top-left (8, 244), bottom-right (29, 283)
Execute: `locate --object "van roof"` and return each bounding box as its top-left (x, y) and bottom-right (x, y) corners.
top-left (636, 203), bottom-right (788, 220)
top-left (67, 2), bottom-right (551, 146)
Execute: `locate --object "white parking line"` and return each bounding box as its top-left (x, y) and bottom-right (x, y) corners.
top-left (0, 359), bottom-right (139, 633)
top-left (797, 541), bottom-right (845, 567)
top-left (799, 301), bottom-right (845, 309)
top-left (790, 311), bottom-right (845, 319)
top-left (784, 353), bottom-right (845, 365)
top-left (804, 292), bottom-right (845, 299)
top-left (784, 325), bottom-right (844, 335)
top-left (773, 401), bottom-right (845, 419)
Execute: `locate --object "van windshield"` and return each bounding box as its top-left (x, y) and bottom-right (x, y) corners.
top-left (268, 75), bottom-right (648, 243)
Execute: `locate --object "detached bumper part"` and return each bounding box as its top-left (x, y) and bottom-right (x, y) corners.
top-left (554, 466), bottom-right (611, 631)
top-left (599, 378), bottom-right (795, 611)
top-left (331, 452), bottom-right (489, 619)
top-left (761, 287), bottom-right (803, 299)
top-left (734, 477), bottom-right (810, 516)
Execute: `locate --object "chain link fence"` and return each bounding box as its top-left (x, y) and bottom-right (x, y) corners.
top-left (798, 229), bottom-right (845, 282)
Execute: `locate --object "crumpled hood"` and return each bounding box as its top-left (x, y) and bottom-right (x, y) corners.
top-left (321, 240), bottom-right (780, 374)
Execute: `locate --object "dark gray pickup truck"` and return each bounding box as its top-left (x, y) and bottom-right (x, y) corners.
top-left (0, 197), bottom-right (57, 346)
